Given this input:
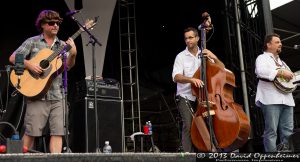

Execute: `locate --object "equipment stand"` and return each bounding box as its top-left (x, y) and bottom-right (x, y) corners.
top-left (71, 16), bottom-right (102, 153)
top-left (62, 50), bottom-right (72, 153)
top-left (199, 22), bottom-right (219, 152)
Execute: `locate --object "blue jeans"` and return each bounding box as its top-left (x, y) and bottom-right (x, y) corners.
top-left (261, 104), bottom-right (294, 152)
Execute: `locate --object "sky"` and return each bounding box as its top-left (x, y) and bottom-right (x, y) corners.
top-left (269, 0), bottom-right (293, 10)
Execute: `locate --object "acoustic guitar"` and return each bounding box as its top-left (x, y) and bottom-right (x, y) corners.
top-left (10, 19), bottom-right (96, 100)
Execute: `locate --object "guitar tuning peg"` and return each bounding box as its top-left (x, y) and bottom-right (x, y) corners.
top-left (94, 16), bottom-right (99, 22)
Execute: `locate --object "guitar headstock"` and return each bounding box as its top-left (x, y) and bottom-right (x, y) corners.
top-left (81, 18), bottom-right (97, 31)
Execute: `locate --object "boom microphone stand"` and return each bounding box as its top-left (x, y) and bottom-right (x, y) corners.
top-left (70, 15), bottom-right (102, 153)
top-left (198, 13), bottom-right (219, 152)
top-left (61, 45), bottom-right (72, 153)
top-left (0, 69), bottom-right (6, 119)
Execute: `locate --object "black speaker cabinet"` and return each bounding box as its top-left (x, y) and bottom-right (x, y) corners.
top-left (70, 97), bottom-right (124, 152)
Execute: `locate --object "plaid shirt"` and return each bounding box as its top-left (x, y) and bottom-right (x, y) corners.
top-left (14, 34), bottom-right (66, 100)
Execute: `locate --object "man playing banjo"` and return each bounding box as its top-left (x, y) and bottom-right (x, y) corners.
top-left (255, 33), bottom-right (294, 152)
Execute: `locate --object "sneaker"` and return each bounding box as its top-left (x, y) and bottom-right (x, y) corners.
top-left (277, 143), bottom-right (291, 152)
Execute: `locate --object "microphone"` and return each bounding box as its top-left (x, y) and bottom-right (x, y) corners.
top-left (5, 65), bottom-right (11, 72)
top-left (58, 44), bottom-right (72, 60)
top-left (198, 24), bottom-right (204, 30)
top-left (59, 44), bottom-right (73, 60)
top-left (62, 44), bottom-right (72, 54)
top-left (198, 23), bottom-right (213, 30)
top-left (294, 45), bottom-right (300, 49)
top-left (65, 10), bottom-right (80, 16)
top-left (198, 24), bottom-right (214, 30)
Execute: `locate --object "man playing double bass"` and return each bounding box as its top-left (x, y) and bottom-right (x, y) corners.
top-left (172, 27), bottom-right (221, 152)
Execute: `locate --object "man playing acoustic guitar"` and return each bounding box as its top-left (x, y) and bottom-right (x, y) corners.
top-left (9, 10), bottom-right (77, 153)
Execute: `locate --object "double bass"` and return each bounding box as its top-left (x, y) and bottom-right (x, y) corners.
top-left (190, 12), bottom-right (250, 152)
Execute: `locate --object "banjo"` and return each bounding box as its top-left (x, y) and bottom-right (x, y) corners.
top-left (273, 69), bottom-right (300, 93)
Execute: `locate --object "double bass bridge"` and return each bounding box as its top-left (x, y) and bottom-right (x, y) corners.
top-left (198, 100), bottom-right (216, 117)
top-left (198, 100), bottom-right (215, 108)
top-left (202, 110), bottom-right (216, 117)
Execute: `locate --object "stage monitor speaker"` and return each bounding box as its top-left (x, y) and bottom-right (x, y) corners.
top-left (70, 97), bottom-right (124, 153)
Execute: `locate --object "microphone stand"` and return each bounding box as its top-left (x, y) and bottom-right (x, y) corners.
top-left (70, 16), bottom-right (102, 153)
top-left (199, 25), bottom-right (218, 152)
top-left (0, 67), bottom-right (13, 119)
top-left (61, 48), bottom-right (72, 153)
top-left (0, 69), bottom-right (6, 119)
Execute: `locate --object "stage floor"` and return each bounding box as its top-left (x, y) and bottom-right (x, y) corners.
top-left (0, 152), bottom-right (196, 162)
top-left (1, 152), bottom-right (299, 162)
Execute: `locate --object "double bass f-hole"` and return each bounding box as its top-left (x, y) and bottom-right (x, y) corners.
top-left (214, 94), bottom-right (228, 110)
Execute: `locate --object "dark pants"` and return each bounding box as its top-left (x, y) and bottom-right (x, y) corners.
top-left (176, 96), bottom-right (196, 152)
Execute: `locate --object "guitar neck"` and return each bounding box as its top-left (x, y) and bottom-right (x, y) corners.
top-left (47, 29), bottom-right (83, 62)
top-left (71, 29), bottom-right (83, 41)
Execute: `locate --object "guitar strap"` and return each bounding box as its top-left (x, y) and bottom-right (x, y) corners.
top-left (270, 55), bottom-right (290, 70)
top-left (281, 61), bottom-right (290, 71)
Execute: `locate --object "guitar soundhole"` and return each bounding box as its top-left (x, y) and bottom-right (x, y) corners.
top-left (40, 60), bottom-right (49, 69)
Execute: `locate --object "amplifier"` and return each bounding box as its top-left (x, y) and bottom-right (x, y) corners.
top-left (76, 79), bottom-right (121, 100)
top-left (70, 97), bottom-right (124, 153)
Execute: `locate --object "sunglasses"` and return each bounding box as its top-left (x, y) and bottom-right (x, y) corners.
top-left (46, 21), bottom-right (61, 26)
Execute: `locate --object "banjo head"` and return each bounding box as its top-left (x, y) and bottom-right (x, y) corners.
top-left (274, 72), bottom-right (297, 93)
